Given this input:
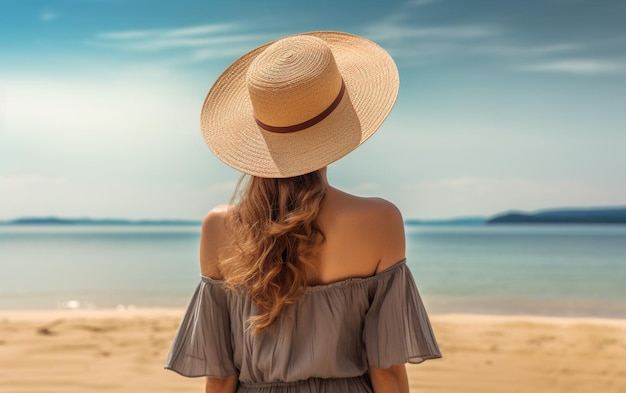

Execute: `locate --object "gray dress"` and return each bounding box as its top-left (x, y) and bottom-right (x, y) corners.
top-left (165, 260), bottom-right (441, 392)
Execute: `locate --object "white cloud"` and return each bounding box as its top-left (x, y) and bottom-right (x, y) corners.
top-left (360, 4), bottom-right (619, 72)
top-left (367, 24), bottom-right (498, 42)
top-left (472, 43), bottom-right (581, 57)
top-left (97, 23), bottom-right (238, 41)
top-left (517, 58), bottom-right (625, 74)
top-left (364, 17), bottom-right (584, 67)
top-left (0, 75), bottom-right (204, 190)
top-left (0, 76), bottom-right (197, 139)
top-left (0, 175), bottom-right (69, 189)
top-left (409, 0), bottom-right (442, 6)
top-left (0, 176), bottom-right (238, 220)
top-left (91, 34), bottom-right (266, 52)
top-left (0, 74), bottom-right (239, 221)
top-left (189, 46), bottom-right (256, 62)
top-left (395, 177), bottom-right (626, 219)
top-left (351, 182), bottom-right (382, 193)
top-left (40, 11), bottom-right (58, 21)
top-left (165, 24), bottom-right (239, 38)
top-left (88, 23), bottom-right (274, 63)
top-left (360, 7), bottom-right (499, 63)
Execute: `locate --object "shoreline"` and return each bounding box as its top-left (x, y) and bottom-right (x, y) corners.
top-left (3, 307), bottom-right (626, 324)
top-left (1, 310), bottom-right (625, 392)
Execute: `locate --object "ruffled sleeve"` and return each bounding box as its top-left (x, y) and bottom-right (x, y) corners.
top-left (164, 279), bottom-right (238, 378)
top-left (363, 261), bottom-right (441, 368)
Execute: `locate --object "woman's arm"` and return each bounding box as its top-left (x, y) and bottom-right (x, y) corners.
top-left (200, 205), bottom-right (231, 278)
top-left (369, 364), bottom-right (410, 393)
top-left (205, 375), bottom-right (238, 393)
top-left (201, 208), bottom-right (239, 392)
top-left (368, 200), bottom-right (410, 393)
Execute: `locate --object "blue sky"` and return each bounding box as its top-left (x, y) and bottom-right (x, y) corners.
top-left (1, 0), bottom-right (625, 220)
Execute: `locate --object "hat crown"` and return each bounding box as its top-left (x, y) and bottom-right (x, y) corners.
top-left (246, 35), bottom-right (343, 128)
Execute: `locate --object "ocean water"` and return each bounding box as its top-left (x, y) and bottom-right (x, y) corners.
top-left (405, 225), bottom-right (626, 317)
top-left (0, 225), bottom-right (625, 318)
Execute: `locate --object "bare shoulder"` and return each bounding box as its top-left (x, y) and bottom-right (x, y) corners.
top-left (199, 204), bottom-right (232, 279)
top-left (361, 196), bottom-right (403, 222)
top-left (323, 188), bottom-right (406, 273)
top-left (356, 197), bottom-right (406, 272)
top-left (330, 189), bottom-right (403, 228)
top-left (202, 204), bottom-right (231, 230)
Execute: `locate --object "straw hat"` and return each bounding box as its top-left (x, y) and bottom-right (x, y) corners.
top-left (200, 31), bottom-right (399, 178)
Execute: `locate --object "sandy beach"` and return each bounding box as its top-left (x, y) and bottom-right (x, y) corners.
top-left (0, 310), bottom-right (624, 393)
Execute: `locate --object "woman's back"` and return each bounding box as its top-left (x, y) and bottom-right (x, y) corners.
top-left (166, 186), bottom-right (440, 390)
top-left (200, 186), bottom-right (406, 285)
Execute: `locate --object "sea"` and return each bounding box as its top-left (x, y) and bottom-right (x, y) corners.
top-left (1, 224), bottom-right (625, 318)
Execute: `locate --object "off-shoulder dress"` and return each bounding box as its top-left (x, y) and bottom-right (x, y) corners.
top-left (165, 259), bottom-right (441, 392)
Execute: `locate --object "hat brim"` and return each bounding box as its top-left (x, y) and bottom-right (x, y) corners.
top-left (200, 31), bottom-right (399, 178)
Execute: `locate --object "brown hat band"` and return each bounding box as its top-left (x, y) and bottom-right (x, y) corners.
top-left (254, 80), bottom-right (346, 134)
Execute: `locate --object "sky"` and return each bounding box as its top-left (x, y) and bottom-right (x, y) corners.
top-left (1, 0), bottom-right (625, 220)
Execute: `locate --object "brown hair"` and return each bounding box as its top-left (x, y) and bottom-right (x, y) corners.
top-left (220, 170), bottom-right (327, 334)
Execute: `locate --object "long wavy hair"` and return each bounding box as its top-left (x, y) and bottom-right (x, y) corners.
top-left (219, 170), bottom-right (327, 334)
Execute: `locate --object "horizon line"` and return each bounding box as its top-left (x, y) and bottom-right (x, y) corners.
top-left (2, 205), bottom-right (626, 225)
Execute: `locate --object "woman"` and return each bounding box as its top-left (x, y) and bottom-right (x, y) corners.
top-left (165, 32), bottom-right (441, 393)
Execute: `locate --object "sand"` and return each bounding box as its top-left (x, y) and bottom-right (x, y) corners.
top-left (0, 310), bottom-right (624, 393)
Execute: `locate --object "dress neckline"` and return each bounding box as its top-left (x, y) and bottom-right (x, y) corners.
top-left (200, 258), bottom-right (407, 293)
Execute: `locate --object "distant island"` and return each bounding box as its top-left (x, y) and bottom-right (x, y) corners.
top-left (404, 217), bottom-right (486, 226)
top-left (405, 206), bottom-right (626, 225)
top-left (0, 217), bottom-right (202, 226)
top-left (487, 207), bottom-right (626, 224)
top-left (1, 206), bottom-right (625, 226)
